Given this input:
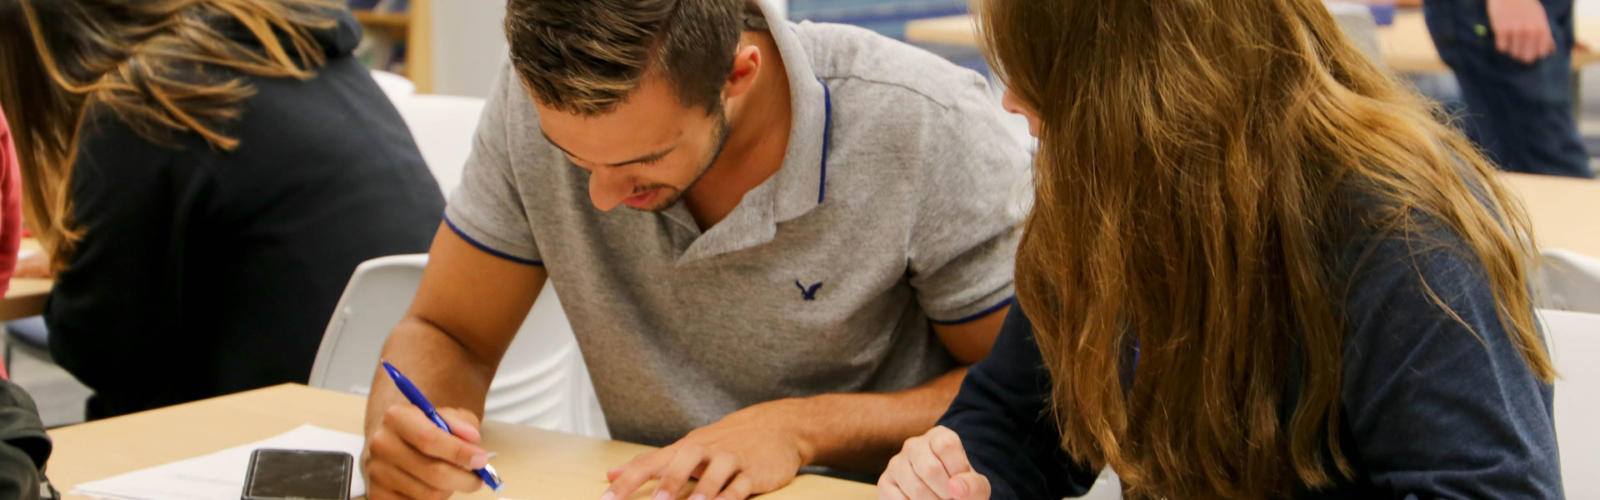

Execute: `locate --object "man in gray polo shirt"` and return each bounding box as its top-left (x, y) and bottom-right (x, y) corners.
top-left (360, 1), bottom-right (1028, 499)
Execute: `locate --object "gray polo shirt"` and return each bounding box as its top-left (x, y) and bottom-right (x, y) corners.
top-left (445, 0), bottom-right (1030, 446)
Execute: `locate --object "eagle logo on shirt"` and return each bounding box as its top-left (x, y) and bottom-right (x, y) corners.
top-left (795, 280), bottom-right (823, 301)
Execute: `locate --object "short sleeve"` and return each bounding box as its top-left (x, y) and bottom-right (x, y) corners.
top-left (907, 77), bottom-right (1029, 324)
top-left (443, 59), bottom-right (543, 265)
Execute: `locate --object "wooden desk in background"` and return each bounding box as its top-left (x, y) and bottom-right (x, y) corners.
top-left (47, 384), bottom-right (877, 500)
top-left (904, 10), bottom-right (1600, 74)
top-left (1501, 173), bottom-right (1600, 260)
top-left (1, 239), bottom-right (51, 322)
top-left (1378, 10), bottom-right (1600, 73)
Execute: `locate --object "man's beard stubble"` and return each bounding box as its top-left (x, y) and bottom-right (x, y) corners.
top-left (635, 112), bottom-right (732, 212)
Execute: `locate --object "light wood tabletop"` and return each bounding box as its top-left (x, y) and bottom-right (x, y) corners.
top-left (901, 15), bottom-right (977, 48)
top-left (1, 239), bottom-right (51, 322)
top-left (904, 10), bottom-right (1600, 74)
top-left (46, 384), bottom-right (877, 500)
top-left (1501, 173), bottom-right (1600, 260)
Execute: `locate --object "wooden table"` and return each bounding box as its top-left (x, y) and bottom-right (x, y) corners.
top-left (901, 16), bottom-right (978, 48)
top-left (47, 384), bottom-right (877, 500)
top-left (1, 240), bottom-right (51, 322)
top-left (905, 10), bottom-right (1600, 74)
top-left (1501, 173), bottom-right (1600, 260)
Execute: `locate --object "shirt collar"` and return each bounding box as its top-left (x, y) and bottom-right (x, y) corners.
top-left (675, 1), bottom-right (831, 264)
top-left (762, 1), bottom-right (830, 224)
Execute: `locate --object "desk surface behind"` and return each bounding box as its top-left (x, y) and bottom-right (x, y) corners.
top-left (1, 239), bottom-right (51, 322)
top-left (905, 11), bottom-right (1600, 74)
top-left (46, 384), bottom-right (876, 499)
top-left (1502, 173), bottom-right (1600, 260)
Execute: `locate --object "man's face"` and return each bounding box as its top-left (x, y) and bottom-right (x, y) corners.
top-left (534, 75), bottom-right (730, 212)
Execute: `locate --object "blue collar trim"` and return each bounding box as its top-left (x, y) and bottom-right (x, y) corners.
top-left (818, 78), bottom-right (832, 204)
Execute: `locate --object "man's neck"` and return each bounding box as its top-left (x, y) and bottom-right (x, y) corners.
top-left (683, 31), bottom-right (793, 231)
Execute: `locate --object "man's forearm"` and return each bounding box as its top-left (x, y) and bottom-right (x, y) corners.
top-left (790, 368), bottom-right (968, 472)
top-left (362, 317), bottom-right (499, 436)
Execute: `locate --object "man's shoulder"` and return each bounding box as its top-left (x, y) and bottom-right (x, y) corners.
top-left (798, 21), bottom-right (991, 113)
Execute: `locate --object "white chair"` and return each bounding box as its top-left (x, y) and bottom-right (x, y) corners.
top-left (1323, 2), bottom-right (1382, 63)
top-left (370, 70), bottom-right (416, 100)
top-left (1077, 468), bottom-right (1123, 500)
top-left (387, 94), bottom-right (487, 197)
top-left (1538, 249), bottom-right (1600, 314)
top-left (1540, 308), bottom-right (1600, 498)
top-left (308, 255), bottom-right (609, 438)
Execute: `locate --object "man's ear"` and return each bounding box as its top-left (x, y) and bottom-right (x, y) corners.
top-left (723, 44), bottom-right (762, 100)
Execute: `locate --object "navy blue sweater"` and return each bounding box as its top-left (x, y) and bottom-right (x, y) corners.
top-left (941, 224), bottom-right (1563, 498)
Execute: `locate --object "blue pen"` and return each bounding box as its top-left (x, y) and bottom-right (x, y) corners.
top-left (381, 360), bottom-right (504, 492)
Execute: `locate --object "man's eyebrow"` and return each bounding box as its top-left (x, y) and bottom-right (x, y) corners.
top-left (541, 130), bottom-right (677, 167)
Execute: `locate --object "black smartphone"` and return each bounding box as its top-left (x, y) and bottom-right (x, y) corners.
top-left (241, 448), bottom-right (353, 500)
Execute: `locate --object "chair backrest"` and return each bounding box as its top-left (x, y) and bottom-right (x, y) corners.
top-left (1541, 308), bottom-right (1600, 498)
top-left (386, 94), bottom-right (488, 197)
top-left (308, 255), bottom-right (608, 438)
top-left (1539, 249), bottom-right (1600, 314)
top-left (370, 70), bottom-right (416, 100)
top-left (1323, 1), bottom-right (1381, 62)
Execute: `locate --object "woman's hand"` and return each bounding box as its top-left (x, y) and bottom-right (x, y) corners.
top-left (877, 426), bottom-right (990, 500)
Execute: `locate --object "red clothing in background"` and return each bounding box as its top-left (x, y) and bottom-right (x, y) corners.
top-left (0, 108), bottom-right (22, 295)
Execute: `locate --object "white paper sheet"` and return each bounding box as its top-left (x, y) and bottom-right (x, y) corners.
top-left (71, 424), bottom-right (366, 500)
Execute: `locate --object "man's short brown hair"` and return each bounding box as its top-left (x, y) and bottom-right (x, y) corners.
top-left (505, 0), bottom-right (746, 116)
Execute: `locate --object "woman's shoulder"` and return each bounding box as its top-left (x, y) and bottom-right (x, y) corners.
top-left (73, 108), bottom-right (213, 178)
top-left (1325, 180), bottom-right (1561, 499)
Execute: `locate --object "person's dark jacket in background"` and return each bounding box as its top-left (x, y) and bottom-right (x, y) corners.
top-left (1424, 0), bottom-right (1593, 178)
top-left (0, 381), bottom-right (53, 499)
top-left (940, 210), bottom-right (1563, 498)
top-left (46, 10), bottom-right (445, 420)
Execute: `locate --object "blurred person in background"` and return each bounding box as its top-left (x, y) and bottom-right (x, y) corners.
top-left (0, 0), bottom-right (444, 420)
top-left (0, 104), bottom-right (54, 500)
top-left (1425, 0), bottom-right (1595, 178)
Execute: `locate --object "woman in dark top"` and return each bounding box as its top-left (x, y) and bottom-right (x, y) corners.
top-left (0, 0), bottom-right (444, 419)
top-left (878, 0), bottom-right (1562, 499)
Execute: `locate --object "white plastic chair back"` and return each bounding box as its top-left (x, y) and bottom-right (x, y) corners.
top-left (1078, 468), bottom-right (1123, 500)
top-left (1541, 309), bottom-right (1600, 498)
top-left (387, 94), bottom-right (487, 197)
top-left (1539, 249), bottom-right (1600, 314)
top-left (371, 70), bottom-right (417, 100)
top-left (309, 255), bottom-right (608, 438)
top-left (1323, 2), bottom-right (1381, 62)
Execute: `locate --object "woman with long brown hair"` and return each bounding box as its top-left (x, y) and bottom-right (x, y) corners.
top-left (879, 0), bottom-right (1562, 498)
top-left (0, 0), bottom-right (444, 419)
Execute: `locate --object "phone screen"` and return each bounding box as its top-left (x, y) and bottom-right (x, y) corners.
top-left (242, 449), bottom-right (352, 500)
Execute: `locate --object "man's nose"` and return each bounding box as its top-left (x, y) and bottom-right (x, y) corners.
top-left (588, 168), bottom-right (634, 211)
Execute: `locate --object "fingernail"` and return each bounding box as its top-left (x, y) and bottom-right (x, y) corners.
top-left (600, 493), bottom-right (615, 500)
top-left (690, 495), bottom-right (707, 500)
top-left (653, 491), bottom-right (671, 500)
top-left (468, 454), bottom-right (489, 469)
